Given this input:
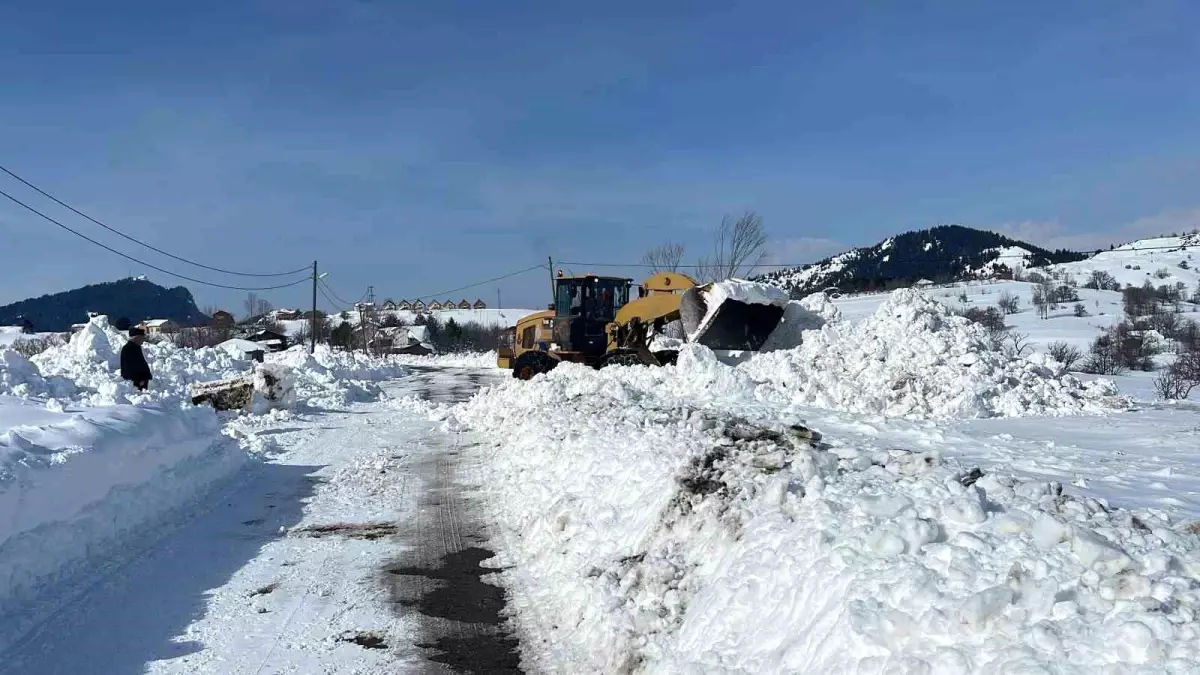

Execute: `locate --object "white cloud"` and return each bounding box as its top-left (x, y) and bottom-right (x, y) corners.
top-left (761, 236), bottom-right (847, 269)
top-left (989, 208), bottom-right (1200, 252)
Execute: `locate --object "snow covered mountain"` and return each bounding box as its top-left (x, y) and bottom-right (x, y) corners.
top-left (756, 225), bottom-right (1086, 296)
top-left (0, 278), bottom-right (208, 332)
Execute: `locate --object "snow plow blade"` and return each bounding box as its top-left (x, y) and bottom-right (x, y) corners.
top-left (679, 280), bottom-right (788, 351)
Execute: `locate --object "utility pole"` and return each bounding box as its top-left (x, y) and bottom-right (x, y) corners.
top-left (548, 256), bottom-right (555, 306)
top-left (497, 288), bottom-right (501, 310)
top-left (310, 260), bottom-right (318, 354)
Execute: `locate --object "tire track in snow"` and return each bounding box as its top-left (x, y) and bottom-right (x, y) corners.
top-left (384, 367), bottom-right (522, 674)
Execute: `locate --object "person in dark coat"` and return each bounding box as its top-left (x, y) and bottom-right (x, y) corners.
top-left (120, 327), bottom-right (152, 391)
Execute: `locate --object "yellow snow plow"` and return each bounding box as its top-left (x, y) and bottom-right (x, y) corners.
top-left (498, 271), bottom-right (788, 380)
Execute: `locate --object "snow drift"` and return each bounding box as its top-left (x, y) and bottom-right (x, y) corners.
top-left (449, 363), bottom-right (1200, 674)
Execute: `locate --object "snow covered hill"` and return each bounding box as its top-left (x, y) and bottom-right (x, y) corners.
top-left (1042, 233), bottom-right (1200, 292)
top-left (756, 225), bottom-right (1085, 297)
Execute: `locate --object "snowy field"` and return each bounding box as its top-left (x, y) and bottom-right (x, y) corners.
top-left (0, 316), bottom-right (407, 655)
top-left (430, 287), bottom-right (1200, 673)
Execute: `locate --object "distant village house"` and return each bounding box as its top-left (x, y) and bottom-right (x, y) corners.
top-left (210, 310), bottom-right (235, 329)
top-left (138, 319), bottom-right (180, 334)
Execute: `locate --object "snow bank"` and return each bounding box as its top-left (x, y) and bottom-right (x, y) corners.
top-left (0, 399), bottom-right (247, 651)
top-left (741, 289), bottom-right (1122, 418)
top-left (10, 316), bottom-right (407, 410)
top-left (451, 364), bottom-right (1200, 674)
top-left (0, 316), bottom-right (410, 649)
top-left (389, 351), bottom-right (498, 368)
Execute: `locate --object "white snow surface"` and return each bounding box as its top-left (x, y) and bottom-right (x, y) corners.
top-left (449, 357), bottom-right (1200, 674)
top-left (742, 289), bottom-right (1122, 419)
top-left (0, 315), bottom-right (409, 652)
top-left (1044, 234), bottom-right (1200, 291)
top-left (389, 350), bottom-right (499, 368)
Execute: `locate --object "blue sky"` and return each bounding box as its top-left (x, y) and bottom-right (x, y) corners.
top-left (2, 0), bottom-right (1198, 313)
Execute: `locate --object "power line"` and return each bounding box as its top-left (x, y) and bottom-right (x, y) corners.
top-left (0, 186), bottom-right (312, 292)
top-left (410, 264), bottom-right (547, 300)
top-left (318, 278), bottom-right (361, 307)
top-left (559, 242), bottom-right (1200, 272)
top-left (0, 163), bottom-right (312, 278)
top-left (318, 284), bottom-right (349, 312)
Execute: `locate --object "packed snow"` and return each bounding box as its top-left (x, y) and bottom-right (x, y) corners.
top-left (686, 279), bottom-right (789, 343)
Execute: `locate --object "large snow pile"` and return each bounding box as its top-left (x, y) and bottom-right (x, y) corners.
top-left (450, 365), bottom-right (1200, 674)
top-left (739, 289), bottom-right (1122, 418)
top-left (7, 315), bottom-right (407, 410)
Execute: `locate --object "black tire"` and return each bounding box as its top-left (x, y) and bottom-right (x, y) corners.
top-left (598, 350), bottom-right (653, 369)
top-left (512, 350), bottom-right (558, 380)
top-left (652, 349), bottom-right (679, 366)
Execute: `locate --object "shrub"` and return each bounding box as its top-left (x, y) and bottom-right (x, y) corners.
top-left (1073, 303), bottom-right (1088, 317)
top-left (1154, 351), bottom-right (1200, 400)
top-left (1155, 267), bottom-right (1172, 279)
top-left (1083, 321), bottom-right (1163, 374)
top-left (958, 291), bottom-right (969, 304)
top-left (1180, 260), bottom-right (1191, 270)
top-left (998, 331), bottom-right (1033, 360)
top-left (1084, 270), bottom-right (1120, 291)
top-left (1025, 271), bottom-right (1048, 285)
top-left (1046, 341), bottom-right (1083, 371)
top-left (1082, 331), bottom-right (1125, 375)
top-left (959, 306), bottom-right (1006, 332)
top-left (9, 334), bottom-right (67, 358)
top-left (997, 292), bottom-right (1020, 315)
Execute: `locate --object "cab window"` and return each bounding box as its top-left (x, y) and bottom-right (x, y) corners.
top-left (521, 325), bottom-right (535, 349)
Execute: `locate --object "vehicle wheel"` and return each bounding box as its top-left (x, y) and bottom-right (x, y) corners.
top-left (599, 350), bottom-right (653, 369)
top-left (652, 349), bottom-right (679, 366)
top-left (512, 350), bottom-right (557, 380)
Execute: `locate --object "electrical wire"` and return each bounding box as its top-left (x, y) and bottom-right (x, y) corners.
top-left (0, 163), bottom-right (312, 278)
top-left (318, 278), bottom-right (360, 307)
top-left (411, 263), bottom-right (548, 302)
top-left (0, 186), bottom-right (312, 291)
top-left (317, 284), bottom-right (348, 312)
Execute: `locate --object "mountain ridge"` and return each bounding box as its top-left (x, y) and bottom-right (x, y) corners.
top-left (755, 225), bottom-right (1087, 296)
top-left (0, 278), bottom-right (208, 332)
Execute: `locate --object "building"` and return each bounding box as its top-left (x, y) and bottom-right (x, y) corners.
top-left (441, 299), bottom-right (455, 311)
top-left (473, 299), bottom-right (487, 310)
top-left (428, 300), bottom-right (442, 311)
top-left (397, 300), bottom-right (412, 311)
top-left (382, 300), bottom-right (398, 311)
top-left (244, 329), bottom-right (288, 352)
top-left (139, 319), bottom-right (180, 334)
top-left (458, 299), bottom-right (471, 310)
top-left (273, 309), bottom-right (300, 321)
top-left (210, 310), bottom-right (235, 329)
top-left (412, 299), bottom-right (427, 312)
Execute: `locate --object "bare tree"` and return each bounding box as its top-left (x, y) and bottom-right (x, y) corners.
top-left (695, 211), bottom-right (768, 282)
top-left (641, 241), bottom-right (686, 273)
top-left (243, 293), bottom-right (274, 320)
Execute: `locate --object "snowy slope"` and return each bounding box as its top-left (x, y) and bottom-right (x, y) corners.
top-left (1043, 234), bottom-right (1200, 291)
